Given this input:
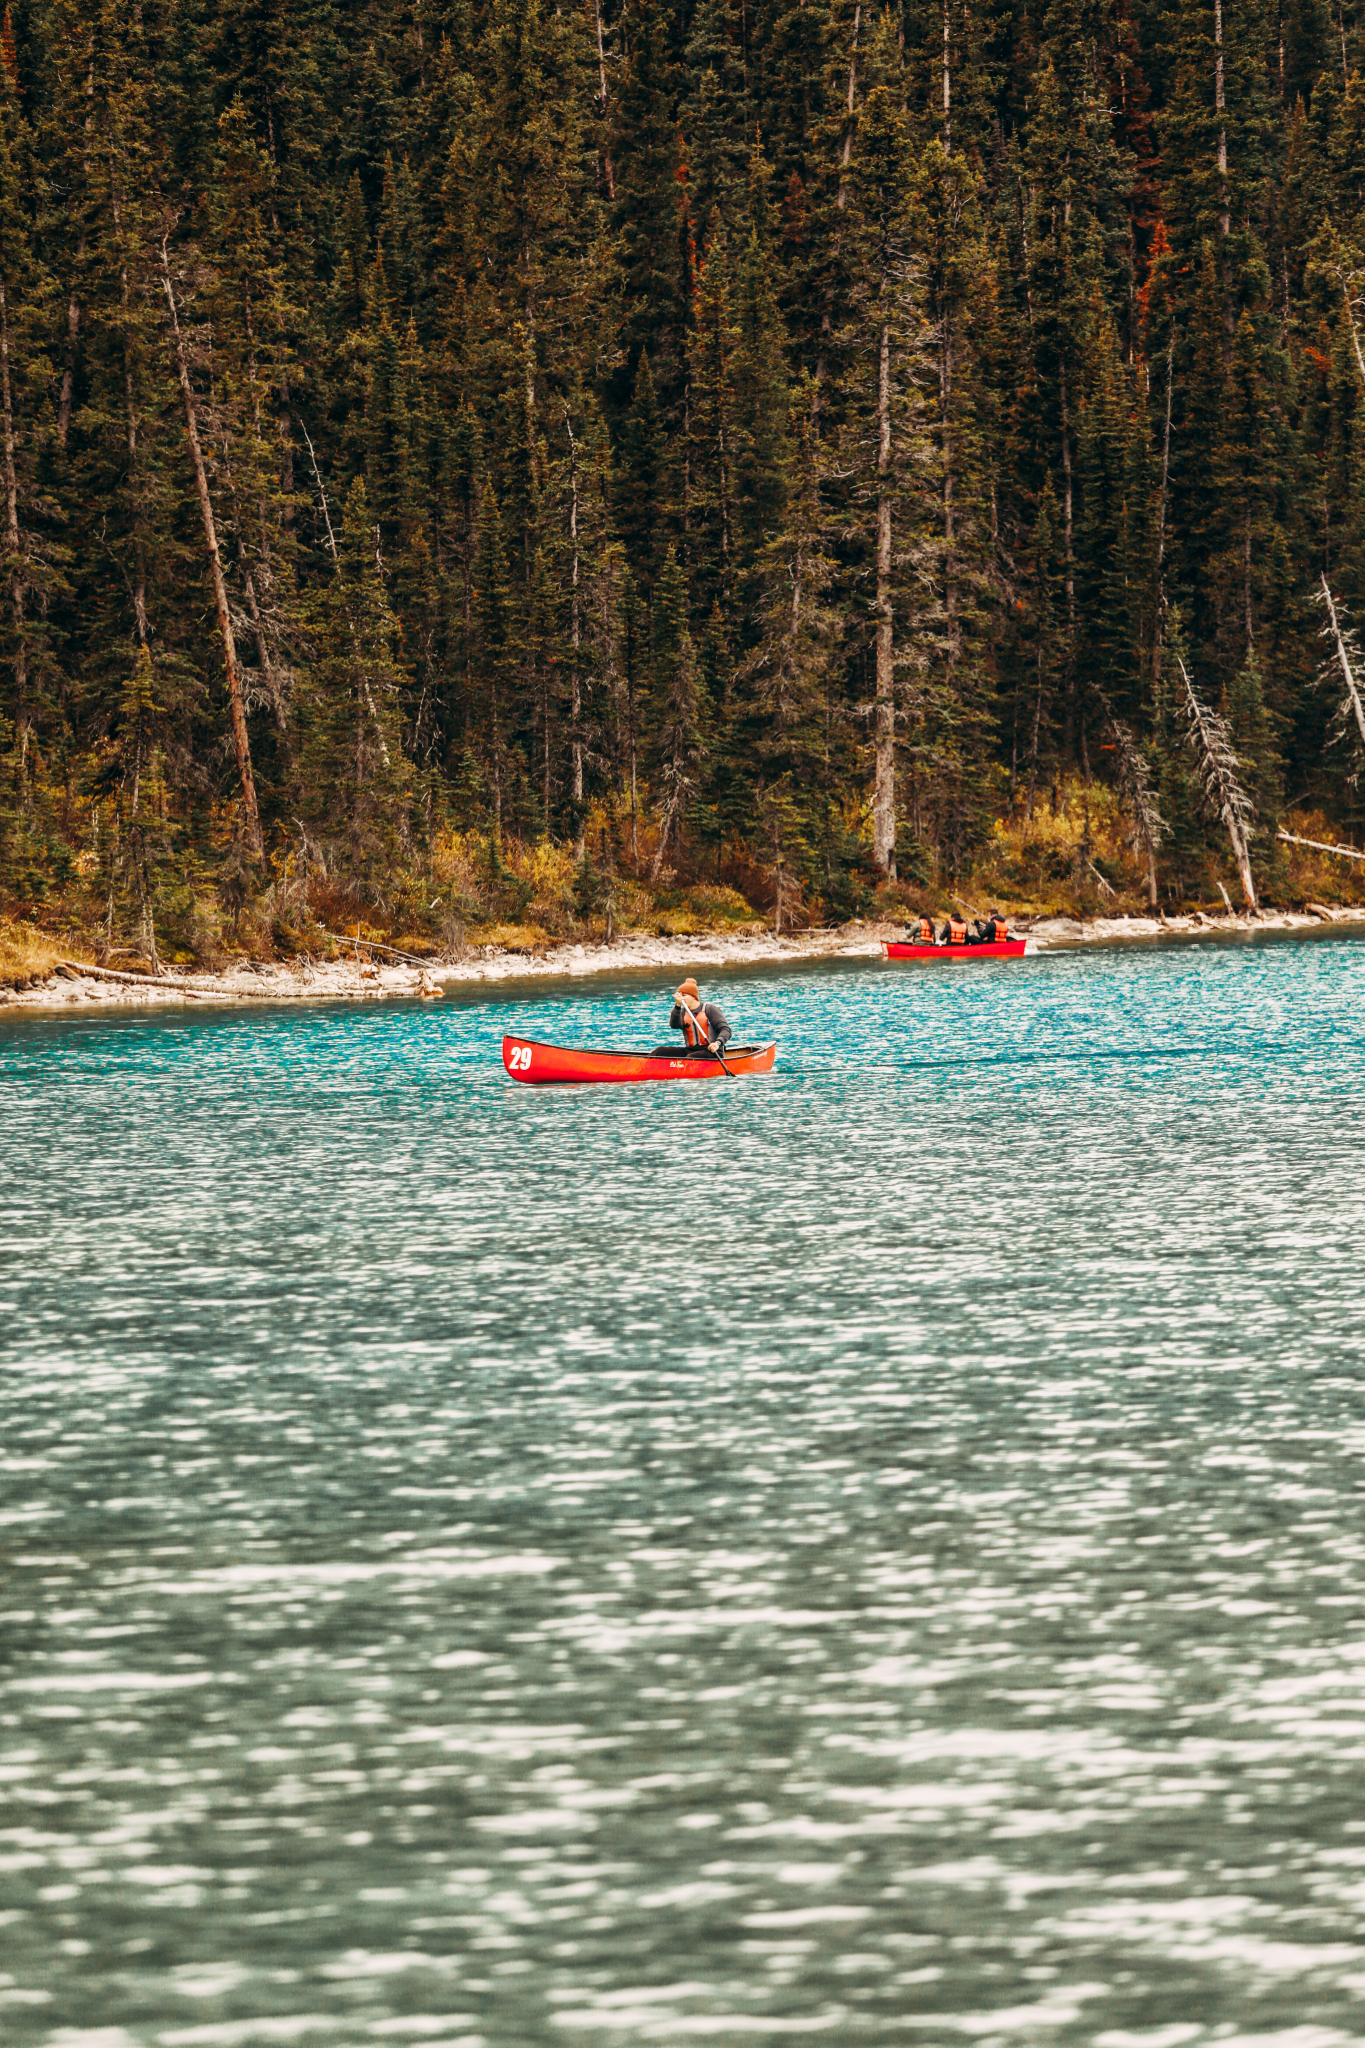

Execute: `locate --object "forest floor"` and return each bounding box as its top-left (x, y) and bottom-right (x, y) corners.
top-left (5, 902), bottom-right (1363, 1012)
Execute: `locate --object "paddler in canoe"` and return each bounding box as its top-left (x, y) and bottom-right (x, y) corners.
top-left (669, 977), bottom-right (733, 1058)
top-left (902, 909), bottom-right (1009, 947)
top-left (931, 909), bottom-right (1010, 945)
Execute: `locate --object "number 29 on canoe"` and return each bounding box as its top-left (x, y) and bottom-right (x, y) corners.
top-left (507, 1044), bottom-right (533, 1073)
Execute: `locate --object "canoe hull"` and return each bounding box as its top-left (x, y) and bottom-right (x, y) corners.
top-left (883, 939), bottom-right (1032, 961)
top-left (502, 1035), bottom-right (778, 1085)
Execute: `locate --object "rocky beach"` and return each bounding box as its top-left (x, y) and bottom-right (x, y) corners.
top-left (5, 902), bottom-right (1363, 1012)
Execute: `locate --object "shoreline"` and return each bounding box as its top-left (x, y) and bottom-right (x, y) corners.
top-left (4, 903), bottom-right (1365, 1015)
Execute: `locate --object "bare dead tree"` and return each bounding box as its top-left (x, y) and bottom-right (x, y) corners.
top-left (1321, 238), bottom-right (1365, 392)
top-left (160, 234), bottom-right (263, 857)
top-left (299, 417), bottom-right (391, 771)
top-left (1315, 573), bottom-right (1365, 772)
top-left (1175, 655), bottom-right (1257, 910)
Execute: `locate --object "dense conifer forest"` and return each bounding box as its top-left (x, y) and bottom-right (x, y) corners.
top-left (3, 0), bottom-right (1365, 962)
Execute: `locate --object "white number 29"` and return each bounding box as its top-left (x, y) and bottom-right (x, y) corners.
top-left (509, 1045), bottom-right (533, 1072)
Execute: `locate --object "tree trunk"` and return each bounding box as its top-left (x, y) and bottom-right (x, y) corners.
top-left (1177, 655), bottom-right (1257, 910)
top-left (57, 38), bottom-right (95, 451)
top-left (942, 0), bottom-right (951, 151)
top-left (839, 4), bottom-right (861, 200)
top-left (0, 267), bottom-right (28, 801)
top-left (119, 261), bottom-right (149, 647)
top-left (302, 418), bottom-right (390, 771)
top-left (594, 0), bottom-right (615, 199)
top-left (160, 239), bottom-right (263, 858)
top-left (873, 316), bottom-right (896, 876)
top-left (1321, 573), bottom-right (1365, 749)
top-left (1060, 366), bottom-right (1077, 758)
top-left (1229, 813), bottom-right (1256, 909)
top-left (566, 409), bottom-right (583, 836)
top-left (1215, 0), bottom-right (1229, 239)
top-left (942, 322), bottom-right (958, 677)
top-left (1333, 259), bottom-right (1365, 391)
top-left (1060, 369), bottom-right (1075, 642)
top-left (217, 426), bottom-right (291, 749)
top-left (1150, 334), bottom-right (1174, 682)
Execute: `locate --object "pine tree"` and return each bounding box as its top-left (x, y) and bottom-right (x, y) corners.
top-left (839, 43), bottom-right (931, 876)
top-left (0, 62), bottom-right (62, 869)
top-left (685, 230), bottom-right (739, 620)
top-left (94, 645), bottom-right (177, 968)
top-left (647, 543), bottom-right (704, 876)
top-left (684, 0), bottom-right (749, 254)
top-left (615, 347), bottom-right (671, 594)
top-left (731, 148), bottom-right (793, 610)
top-left (613, 0), bottom-right (689, 411)
top-left (907, 133), bottom-right (1000, 868)
top-left (299, 475), bottom-right (413, 883)
top-left (469, 475), bottom-right (516, 832)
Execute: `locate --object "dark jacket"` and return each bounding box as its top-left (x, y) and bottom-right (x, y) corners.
top-left (669, 998), bottom-right (732, 1050)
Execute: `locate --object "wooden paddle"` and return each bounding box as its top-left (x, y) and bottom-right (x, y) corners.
top-left (709, 1037), bottom-right (735, 1077)
top-left (683, 993), bottom-right (734, 1076)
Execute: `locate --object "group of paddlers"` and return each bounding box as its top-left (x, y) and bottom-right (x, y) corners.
top-left (907, 910), bottom-right (1011, 947)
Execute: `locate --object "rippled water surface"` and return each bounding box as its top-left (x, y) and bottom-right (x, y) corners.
top-left (5, 932), bottom-right (1365, 2047)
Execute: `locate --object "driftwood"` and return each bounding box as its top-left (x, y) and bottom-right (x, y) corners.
top-left (56, 959), bottom-right (420, 1001)
top-left (62, 959), bottom-right (231, 996)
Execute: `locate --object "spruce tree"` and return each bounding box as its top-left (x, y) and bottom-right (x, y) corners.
top-left (839, 41), bottom-right (930, 876)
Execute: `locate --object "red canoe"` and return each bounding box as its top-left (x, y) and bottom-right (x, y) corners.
top-left (502, 1035), bottom-right (778, 1085)
top-left (883, 938), bottom-right (1033, 961)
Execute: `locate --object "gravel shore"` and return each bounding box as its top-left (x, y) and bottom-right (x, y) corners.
top-left (4, 902), bottom-right (1363, 1013)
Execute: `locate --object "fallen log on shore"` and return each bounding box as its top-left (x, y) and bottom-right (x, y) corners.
top-left (56, 960), bottom-right (424, 1001)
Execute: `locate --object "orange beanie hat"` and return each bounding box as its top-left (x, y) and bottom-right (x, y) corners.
top-left (675, 977), bottom-right (700, 1000)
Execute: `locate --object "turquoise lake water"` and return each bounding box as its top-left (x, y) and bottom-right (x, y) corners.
top-left (4, 930), bottom-right (1365, 2047)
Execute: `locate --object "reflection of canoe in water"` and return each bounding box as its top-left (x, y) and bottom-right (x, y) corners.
top-left (882, 939), bottom-right (1034, 961)
top-left (502, 1035), bottom-right (777, 1085)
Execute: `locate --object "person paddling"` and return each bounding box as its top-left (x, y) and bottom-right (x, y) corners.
top-left (939, 912), bottom-right (969, 946)
top-left (907, 911), bottom-right (936, 945)
top-left (670, 978), bottom-right (732, 1058)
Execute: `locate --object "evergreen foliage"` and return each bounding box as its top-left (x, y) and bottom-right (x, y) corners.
top-left (2, 0), bottom-right (1364, 938)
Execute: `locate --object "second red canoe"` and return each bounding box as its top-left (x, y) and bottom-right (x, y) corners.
top-left (882, 938), bottom-right (1034, 960)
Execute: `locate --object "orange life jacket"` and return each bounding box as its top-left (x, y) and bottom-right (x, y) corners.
top-left (918, 917), bottom-right (934, 943)
top-left (992, 918), bottom-right (1008, 942)
top-left (680, 999), bottom-right (711, 1047)
top-left (948, 917), bottom-right (967, 944)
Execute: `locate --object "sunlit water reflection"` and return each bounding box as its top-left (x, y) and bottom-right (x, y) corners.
top-left (4, 931), bottom-right (1365, 2045)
